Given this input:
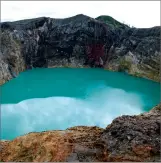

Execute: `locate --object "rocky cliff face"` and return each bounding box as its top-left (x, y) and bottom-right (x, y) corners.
top-left (105, 26), bottom-right (160, 81)
top-left (0, 104), bottom-right (160, 162)
top-left (0, 14), bottom-right (160, 84)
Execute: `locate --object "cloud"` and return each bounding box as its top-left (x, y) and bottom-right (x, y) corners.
top-left (1, 1), bottom-right (160, 28)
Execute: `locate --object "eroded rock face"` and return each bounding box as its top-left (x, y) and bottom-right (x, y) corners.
top-left (0, 31), bottom-right (26, 84)
top-left (100, 103), bottom-right (161, 162)
top-left (0, 15), bottom-right (160, 85)
top-left (105, 27), bottom-right (161, 82)
top-left (0, 126), bottom-right (104, 162)
top-left (0, 104), bottom-right (160, 162)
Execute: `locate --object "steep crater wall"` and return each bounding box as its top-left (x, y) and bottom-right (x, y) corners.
top-left (0, 15), bottom-right (160, 84)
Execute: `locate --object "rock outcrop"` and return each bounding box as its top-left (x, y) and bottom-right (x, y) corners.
top-left (104, 26), bottom-right (160, 82)
top-left (0, 103), bottom-right (160, 162)
top-left (0, 14), bottom-right (160, 85)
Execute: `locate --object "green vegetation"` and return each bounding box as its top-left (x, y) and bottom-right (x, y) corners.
top-left (96, 15), bottom-right (129, 29)
top-left (118, 59), bottom-right (131, 72)
top-left (133, 71), bottom-right (142, 77)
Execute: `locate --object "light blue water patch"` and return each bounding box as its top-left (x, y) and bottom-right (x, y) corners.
top-left (2, 87), bottom-right (144, 140)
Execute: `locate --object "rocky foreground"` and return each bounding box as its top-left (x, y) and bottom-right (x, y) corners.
top-left (0, 14), bottom-right (160, 85)
top-left (0, 104), bottom-right (160, 162)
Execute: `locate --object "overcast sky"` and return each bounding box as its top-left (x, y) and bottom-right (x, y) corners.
top-left (1, 1), bottom-right (160, 28)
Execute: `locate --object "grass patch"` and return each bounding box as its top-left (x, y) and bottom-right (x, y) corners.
top-left (118, 60), bottom-right (131, 72)
top-left (96, 15), bottom-right (129, 29)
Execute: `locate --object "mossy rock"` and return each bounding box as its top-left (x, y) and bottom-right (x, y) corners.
top-left (118, 59), bottom-right (131, 72)
top-left (96, 15), bottom-right (129, 29)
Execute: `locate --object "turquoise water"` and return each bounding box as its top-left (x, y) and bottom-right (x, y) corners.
top-left (1, 68), bottom-right (160, 140)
